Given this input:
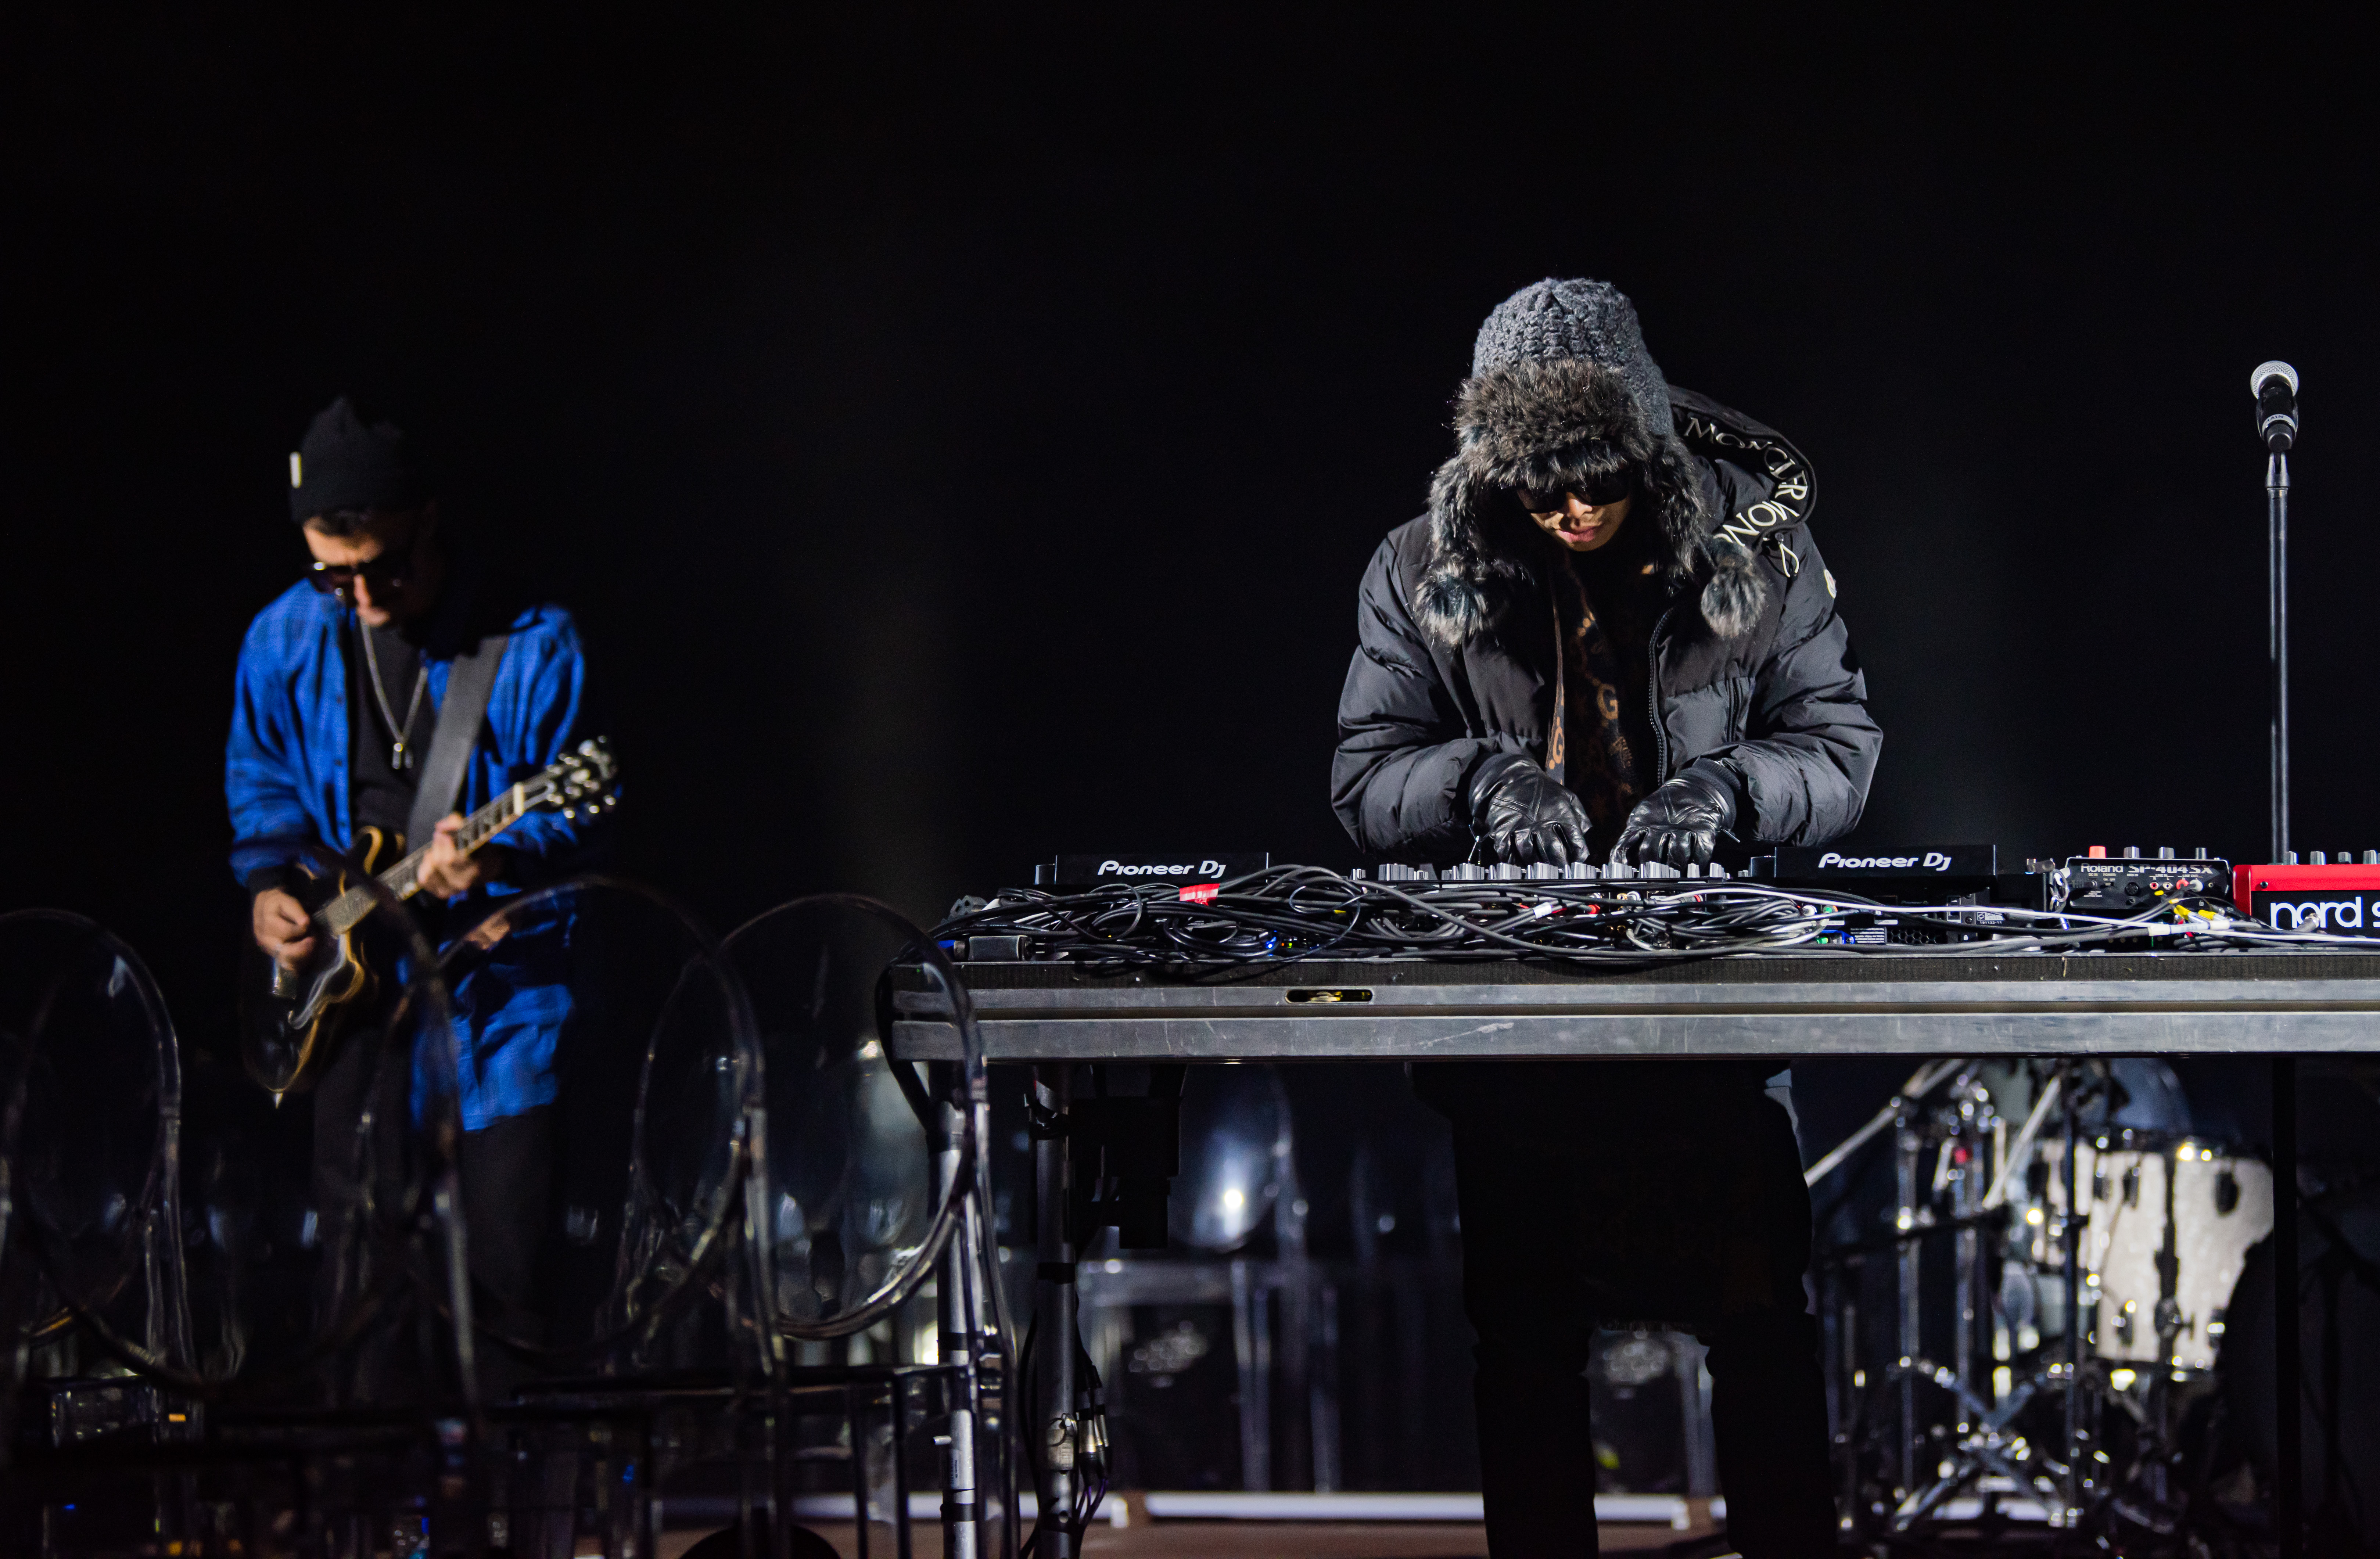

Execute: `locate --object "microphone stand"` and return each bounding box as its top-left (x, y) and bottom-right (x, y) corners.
top-left (2269, 447), bottom-right (2290, 862)
top-left (2261, 371), bottom-right (2302, 1559)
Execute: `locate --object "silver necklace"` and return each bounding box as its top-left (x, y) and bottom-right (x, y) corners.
top-left (358, 622), bottom-right (428, 770)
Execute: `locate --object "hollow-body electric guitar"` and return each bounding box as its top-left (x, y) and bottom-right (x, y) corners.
top-left (243, 737), bottom-right (620, 1100)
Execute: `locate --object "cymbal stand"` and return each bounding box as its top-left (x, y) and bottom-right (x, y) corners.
top-left (1887, 1068), bottom-right (2076, 1534)
top-left (1030, 1067), bottom-right (1081, 1559)
top-left (2094, 1136), bottom-right (2198, 1540)
top-left (1896, 1084), bottom-right (1923, 1501)
top-left (938, 1095), bottom-right (987, 1559)
top-left (1887, 1065), bottom-right (1988, 1506)
top-left (1952, 1071), bottom-right (1986, 1445)
top-left (2058, 1059), bottom-right (2088, 1531)
top-left (1801, 1056), bottom-right (1970, 1516)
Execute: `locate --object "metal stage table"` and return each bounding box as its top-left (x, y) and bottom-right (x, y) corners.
top-left (896, 949), bottom-right (2380, 1061)
top-left (894, 949), bottom-right (2369, 1559)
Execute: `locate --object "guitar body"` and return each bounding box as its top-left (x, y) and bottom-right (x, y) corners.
top-left (242, 827), bottom-right (393, 1100)
top-left (235, 736), bottom-right (619, 1103)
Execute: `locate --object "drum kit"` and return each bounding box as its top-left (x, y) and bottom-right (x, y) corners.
top-left (1061, 1054), bottom-right (2293, 1546)
top-left (1808, 1056), bottom-right (2277, 1545)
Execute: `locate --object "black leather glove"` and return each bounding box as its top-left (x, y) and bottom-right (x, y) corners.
top-left (1467, 753), bottom-right (1593, 866)
top-left (1610, 763), bottom-right (1741, 869)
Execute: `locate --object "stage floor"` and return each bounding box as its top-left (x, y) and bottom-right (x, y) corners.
top-left (657, 1512), bottom-right (1723, 1558)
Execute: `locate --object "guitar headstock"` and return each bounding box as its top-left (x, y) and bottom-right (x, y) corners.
top-left (528, 736), bottom-right (621, 822)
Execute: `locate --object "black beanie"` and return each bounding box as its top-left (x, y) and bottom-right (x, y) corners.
top-left (288, 396), bottom-right (426, 524)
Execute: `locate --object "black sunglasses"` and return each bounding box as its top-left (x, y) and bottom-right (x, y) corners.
top-left (1516, 470), bottom-right (1633, 510)
top-left (305, 534), bottom-right (416, 597)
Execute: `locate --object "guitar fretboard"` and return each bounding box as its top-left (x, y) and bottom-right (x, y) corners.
top-left (320, 781), bottom-right (537, 938)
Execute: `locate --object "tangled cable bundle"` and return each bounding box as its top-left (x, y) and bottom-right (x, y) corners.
top-left (936, 864), bottom-right (2380, 971)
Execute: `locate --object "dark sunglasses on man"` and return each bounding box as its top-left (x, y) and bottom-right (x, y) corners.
top-left (305, 525), bottom-right (416, 598)
top-left (1515, 468), bottom-right (1633, 510)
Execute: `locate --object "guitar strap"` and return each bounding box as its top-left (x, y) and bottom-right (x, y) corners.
top-left (405, 633), bottom-right (510, 852)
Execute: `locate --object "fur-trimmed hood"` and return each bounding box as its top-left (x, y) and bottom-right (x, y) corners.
top-left (1412, 358), bottom-right (1768, 648)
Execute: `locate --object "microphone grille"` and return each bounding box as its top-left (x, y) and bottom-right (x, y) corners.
top-left (2252, 360), bottom-right (2299, 397)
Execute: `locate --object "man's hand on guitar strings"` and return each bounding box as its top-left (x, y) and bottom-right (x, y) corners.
top-left (253, 887), bottom-right (317, 970)
top-left (418, 812), bottom-right (512, 898)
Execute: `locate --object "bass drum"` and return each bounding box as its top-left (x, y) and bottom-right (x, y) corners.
top-left (2075, 1135), bottom-right (2273, 1370)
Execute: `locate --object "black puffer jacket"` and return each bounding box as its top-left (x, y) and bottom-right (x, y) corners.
top-left (1332, 378), bottom-right (1881, 861)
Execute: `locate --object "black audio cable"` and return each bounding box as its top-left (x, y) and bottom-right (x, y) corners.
top-left (936, 867), bottom-right (2380, 970)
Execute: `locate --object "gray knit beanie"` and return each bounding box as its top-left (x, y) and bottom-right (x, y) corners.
top-left (1470, 279), bottom-right (1674, 437)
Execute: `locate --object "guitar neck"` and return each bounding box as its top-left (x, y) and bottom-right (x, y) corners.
top-left (380, 786), bottom-right (531, 899)
top-left (321, 783), bottom-right (535, 937)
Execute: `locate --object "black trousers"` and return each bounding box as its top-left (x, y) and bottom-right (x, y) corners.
top-left (1447, 1074), bottom-right (1837, 1558)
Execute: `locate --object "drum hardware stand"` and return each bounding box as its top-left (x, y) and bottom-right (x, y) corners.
top-left (1951, 1073), bottom-right (1988, 1448)
top-left (1888, 1064), bottom-right (1998, 1505)
top-left (1895, 1087), bottom-right (1923, 1503)
top-left (1882, 1067), bottom-right (2089, 1536)
top-left (937, 1096), bottom-right (986, 1559)
top-left (1028, 1066), bottom-right (1082, 1559)
top-left (2059, 1059), bottom-right (2086, 1535)
top-left (1883, 1060), bottom-right (2176, 1543)
top-left (1805, 1056), bottom-right (1977, 1523)
top-left (2103, 1136), bottom-right (2194, 1535)
top-left (1886, 1358), bottom-right (2067, 1532)
top-left (1816, 1059), bottom-right (2132, 1545)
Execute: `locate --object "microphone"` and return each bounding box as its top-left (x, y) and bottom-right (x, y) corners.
top-left (2252, 360), bottom-right (2299, 452)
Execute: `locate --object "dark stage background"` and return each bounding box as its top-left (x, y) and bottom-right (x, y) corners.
top-left (7, 12), bottom-right (2380, 1071)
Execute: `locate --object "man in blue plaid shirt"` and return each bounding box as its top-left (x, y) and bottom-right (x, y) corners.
top-left (227, 395), bottom-right (606, 1338)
